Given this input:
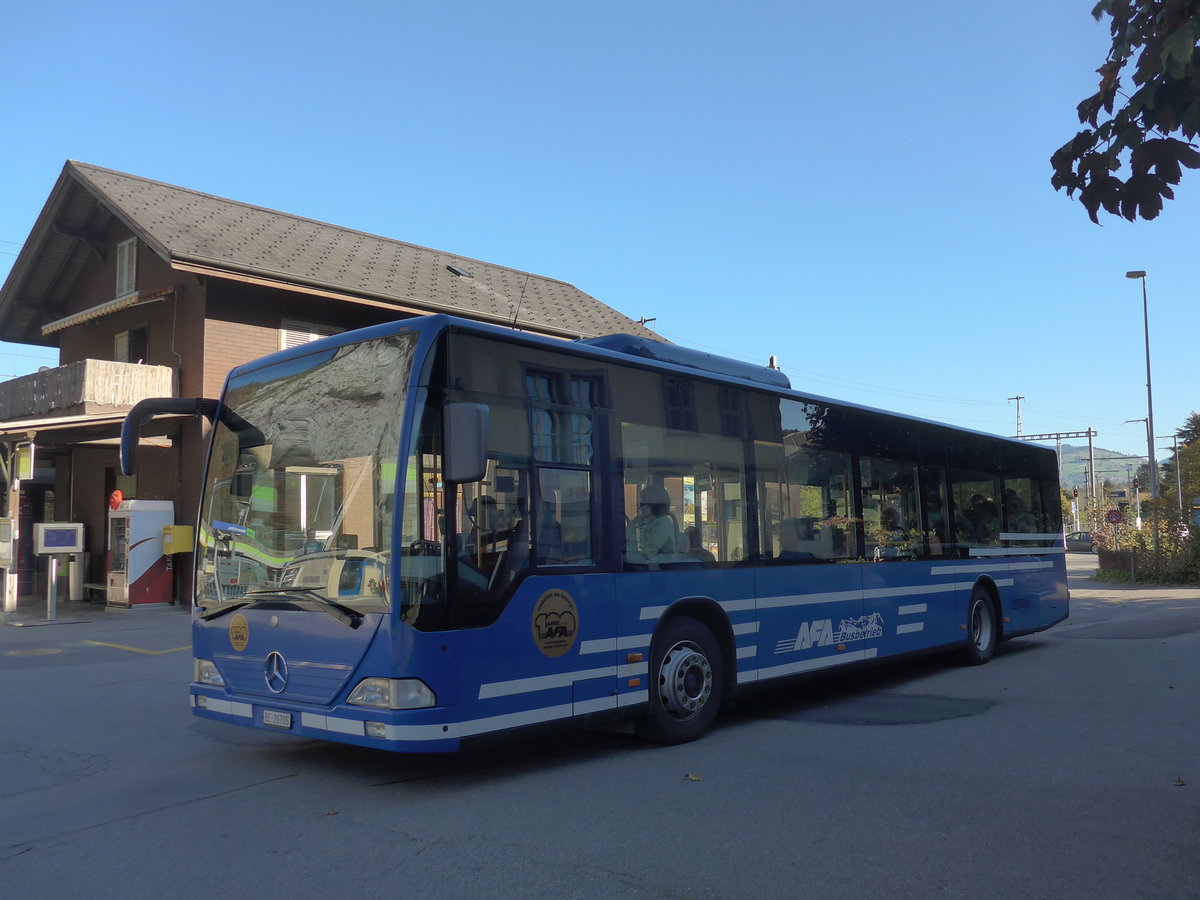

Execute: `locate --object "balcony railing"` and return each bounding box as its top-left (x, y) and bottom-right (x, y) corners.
top-left (0, 360), bottom-right (175, 421)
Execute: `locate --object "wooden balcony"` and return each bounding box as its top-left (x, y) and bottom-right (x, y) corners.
top-left (0, 360), bottom-right (175, 421)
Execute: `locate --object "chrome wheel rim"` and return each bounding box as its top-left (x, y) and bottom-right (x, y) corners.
top-left (658, 640), bottom-right (712, 720)
top-left (971, 599), bottom-right (994, 650)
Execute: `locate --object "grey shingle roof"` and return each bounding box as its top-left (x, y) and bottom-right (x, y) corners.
top-left (2, 161), bottom-right (656, 343)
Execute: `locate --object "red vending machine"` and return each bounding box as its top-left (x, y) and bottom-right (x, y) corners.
top-left (107, 500), bottom-right (175, 608)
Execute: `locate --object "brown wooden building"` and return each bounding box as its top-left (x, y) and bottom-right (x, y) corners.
top-left (0, 161), bottom-right (653, 608)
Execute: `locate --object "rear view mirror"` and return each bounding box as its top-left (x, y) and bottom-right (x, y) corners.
top-left (445, 402), bottom-right (489, 484)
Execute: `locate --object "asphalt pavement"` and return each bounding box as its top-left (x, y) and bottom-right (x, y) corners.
top-left (2, 554), bottom-right (1197, 899)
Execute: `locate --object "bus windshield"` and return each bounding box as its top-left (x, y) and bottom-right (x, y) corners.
top-left (198, 333), bottom-right (418, 613)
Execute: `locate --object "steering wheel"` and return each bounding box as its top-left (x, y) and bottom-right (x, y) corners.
top-left (408, 539), bottom-right (440, 556)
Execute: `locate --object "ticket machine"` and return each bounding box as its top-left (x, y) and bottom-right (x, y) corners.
top-left (107, 500), bottom-right (175, 607)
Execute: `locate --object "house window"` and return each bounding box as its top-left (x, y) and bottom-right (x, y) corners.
top-left (115, 327), bottom-right (148, 363)
top-left (116, 238), bottom-right (137, 297)
top-left (281, 318), bottom-right (342, 350)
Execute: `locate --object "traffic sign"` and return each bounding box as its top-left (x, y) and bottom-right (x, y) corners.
top-left (1106, 509), bottom-right (1123, 525)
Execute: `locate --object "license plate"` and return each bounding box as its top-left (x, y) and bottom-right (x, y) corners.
top-left (262, 709), bottom-right (292, 729)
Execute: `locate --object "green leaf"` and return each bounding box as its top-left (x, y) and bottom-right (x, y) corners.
top-left (1182, 101), bottom-right (1200, 138)
top-left (1077, 95), bottom-right (1104, 126)
top-left (1161, 19), bottom-right (1199, 68)
top-left (1082, 183), bottom-right (1106, 223)
top-left (1095, 174), bottom-right (1125, 215)
top-left (1125, 172), bottom-right (1173, 220)
top-left (1070, 128), bottom-right (1097, 157)
top-left (1177, 142), bottom-right (1200, 169)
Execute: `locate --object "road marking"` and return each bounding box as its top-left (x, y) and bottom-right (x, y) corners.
top-left (81, 641), bottom-right (190, 656)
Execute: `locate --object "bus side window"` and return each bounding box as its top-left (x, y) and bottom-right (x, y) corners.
top-left (1002, 477), bottom-right (1040, 535)
top-left (861, 456), bottom-right (921, 561)
top-left (920, 465), bottom-right (950, 557)
top-left (950, 471), bottom-right (1001, 550)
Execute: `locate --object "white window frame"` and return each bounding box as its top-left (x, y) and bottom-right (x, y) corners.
top-left (281, 318), bottom-right (343, 350)
top-left (115, 238), bottom-right (137, 298)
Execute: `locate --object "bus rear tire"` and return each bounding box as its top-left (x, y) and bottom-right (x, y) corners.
top-left (638, 616), bottom-right (724, 745)
top-left (959, 585), bottom-right (998, 666)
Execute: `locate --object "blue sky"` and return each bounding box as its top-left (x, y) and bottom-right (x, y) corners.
top-left (1, 0), bottom-right (1195, 465)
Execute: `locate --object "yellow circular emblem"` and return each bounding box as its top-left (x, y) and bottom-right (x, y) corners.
top-left (532, 589), bottom-right (579, 658)
top-left (229, 613), bottom-right (249, 652)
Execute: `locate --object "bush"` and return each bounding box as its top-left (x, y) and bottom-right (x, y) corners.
top-left (1092, 516), bottom-right (1198, 584)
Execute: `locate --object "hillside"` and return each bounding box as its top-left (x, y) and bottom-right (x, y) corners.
top-left (1056, 443), bottom-right (1143, 491)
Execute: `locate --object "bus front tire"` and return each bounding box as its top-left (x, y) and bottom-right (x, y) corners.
top-left (638, 616), bottom-right (724, 744)
top-left (959, 586), bottom-right (998, 666)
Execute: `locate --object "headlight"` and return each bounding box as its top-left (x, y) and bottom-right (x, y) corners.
top-left (194, 658), bottom-right (225, 686)
top-left (347, 677), bottom-right (435, 709)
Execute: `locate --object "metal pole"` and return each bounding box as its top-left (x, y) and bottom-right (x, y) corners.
top-left (1127, 272), bottom-right (1159, 499)
top-left (1088, 429), bottom-right (1096, 506)
top-left (1174, 435), bottom-right (1183, 521)
top-left (1008, 395), bottom-right (1024, 437)
top-left (1162, 434), bottom-right (1184, 522)
top-left (46, 555), bottom-right (58, 622)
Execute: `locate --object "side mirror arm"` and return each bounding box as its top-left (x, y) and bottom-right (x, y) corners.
top-left (122, 398), bottom-right (219, 476)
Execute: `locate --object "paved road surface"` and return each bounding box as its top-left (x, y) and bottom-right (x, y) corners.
top-left (1, 554), bottom-right (1196, 898)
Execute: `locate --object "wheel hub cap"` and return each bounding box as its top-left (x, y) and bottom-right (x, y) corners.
top-left (659, 641), bottom-right (712, 719)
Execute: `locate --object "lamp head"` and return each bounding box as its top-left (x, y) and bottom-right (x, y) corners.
top-left (1125, 270), bottom-right (1146, 279)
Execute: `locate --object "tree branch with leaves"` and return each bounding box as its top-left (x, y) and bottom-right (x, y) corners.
top-left (1052, 0), bottom-right (1200, 222)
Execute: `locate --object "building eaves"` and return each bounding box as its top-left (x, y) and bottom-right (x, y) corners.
top-left (65, 162), bottom-right (657, 341)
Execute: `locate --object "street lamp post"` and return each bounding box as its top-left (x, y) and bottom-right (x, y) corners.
top-left (1160, 434), bottom-right (1184, 522)
top-left (1125, 270), bottom-right (1158, 499)
top-left (1125, 418), bottom-right (1149, 522)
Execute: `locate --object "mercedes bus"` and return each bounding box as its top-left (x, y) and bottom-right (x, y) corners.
top-left (122, 314), bottom-right (1068, 751)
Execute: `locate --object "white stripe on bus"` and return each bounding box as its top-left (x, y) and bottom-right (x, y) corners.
top-left (641, 577), bottom-right (1012, 624)
top-left (579, 634), bottom-right (652, 654)
top-left (864, 583), bottom-right (960, 601)
top-left (970, 547), bottom-right (1065, 557)
top-left (930, 561), bottom-right (1052, 575)
top-left (757, 589), bottom-right (860, 609)
top-left (477, 661), bottom-right (649, 700)
top-left (740, 647), bottom-right (879, 684)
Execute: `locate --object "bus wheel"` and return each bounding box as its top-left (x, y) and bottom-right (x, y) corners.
top-left (959, 586), bottom-right (998, 666)
top-left (638, 616), bottom-right (724, 744)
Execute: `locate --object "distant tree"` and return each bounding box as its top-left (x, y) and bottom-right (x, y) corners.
top-left (1176, 410), bottom-right (1200, 444)
top-left (1163, 440), bottom-right (1200, 505)
top-left (1051, 0), bottom-right (1200, 222)
top-left (1158, 412), bottom-right (1200, 513)
top-left (1135, 460), bottom-right (1155, 489)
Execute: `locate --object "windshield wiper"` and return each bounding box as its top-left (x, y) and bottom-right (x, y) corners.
top-left (242, 588), bottom-right (365, 628)
top-left (199, 600), bottom-right (252, 621)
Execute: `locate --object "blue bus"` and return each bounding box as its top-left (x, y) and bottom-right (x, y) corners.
top-left (123, 315), bottom-right (1068, 751)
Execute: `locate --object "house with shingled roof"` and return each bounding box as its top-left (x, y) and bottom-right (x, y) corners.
top-left (0, 161), bottom-right (654, 608)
